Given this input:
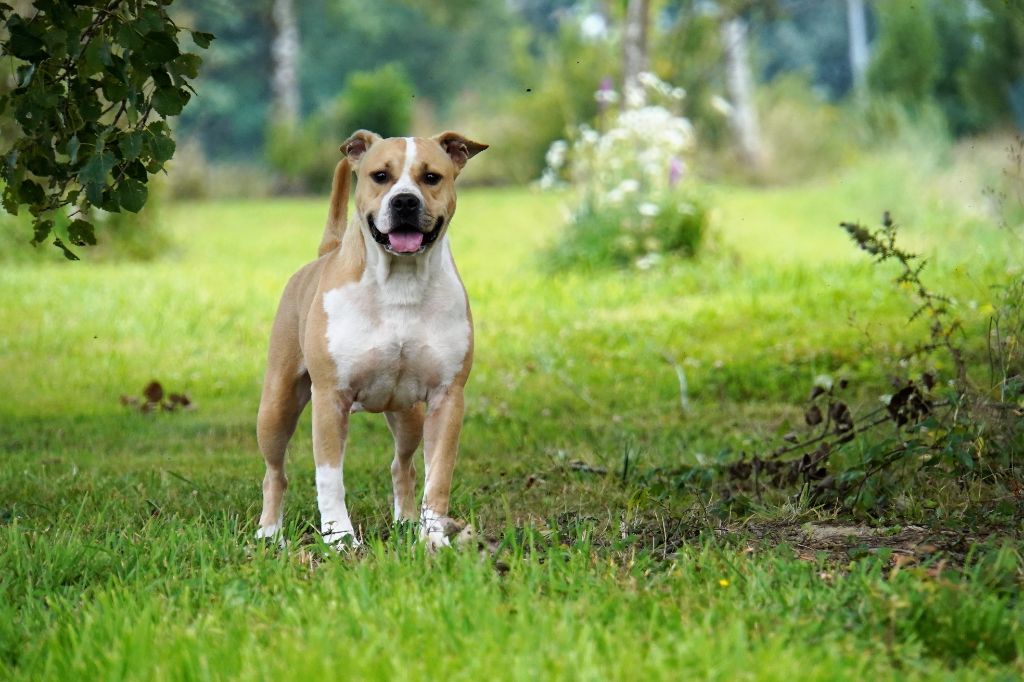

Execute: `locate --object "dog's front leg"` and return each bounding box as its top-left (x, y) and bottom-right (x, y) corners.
top-left (421, 385), bottom-right (465, 549)
top-left (311, 385), bottom-right (359, 548)
top-left (386, 405), bottom-right (424, 523)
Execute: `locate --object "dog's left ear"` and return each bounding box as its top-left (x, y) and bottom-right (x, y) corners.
top-left (433, 132), bottom-right (488, 173)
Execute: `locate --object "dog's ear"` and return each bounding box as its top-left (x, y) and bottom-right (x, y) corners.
top-left (432, 131), bottom-right (488, 172)
top-left (341, 130), bottom-right (382, 167)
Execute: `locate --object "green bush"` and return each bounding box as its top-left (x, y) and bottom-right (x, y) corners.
top-left (337, 64), bottom-right (413, 138)
top-left (459, 24), bottom-right (614, 186)
top-left (548, 192), bottom-right (708, 269)
top-left (266, 64), bottom-right (414, 193)
top-left (869, 1), bottom-right (942, 107)
top-left (754, 75), bottom-right (860, 184)
top-left (542, 74), bottom-right (709, 269)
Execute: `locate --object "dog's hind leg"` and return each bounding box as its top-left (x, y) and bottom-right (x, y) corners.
top-left (385, 405), bottom-right (424, 523)
top-left (256, 365), bottom-right (311, 543)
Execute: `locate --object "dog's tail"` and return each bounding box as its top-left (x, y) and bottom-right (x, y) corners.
top-left (317, 158), bottom-right (351, 257)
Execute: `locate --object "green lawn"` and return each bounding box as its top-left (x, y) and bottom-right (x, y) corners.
top-left (1, 150), bottom-right (1021, 679)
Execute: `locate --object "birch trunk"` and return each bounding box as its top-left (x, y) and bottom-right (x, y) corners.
top-left (721, 15), bottom-right (763, 170)
top-left (622, 0), bottom-right (650, 109)
top-left (271, 0), bottom-right (300, 127)
top-left (846, 0), bottom-right (869, 97)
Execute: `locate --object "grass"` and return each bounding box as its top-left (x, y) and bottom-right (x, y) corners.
top-left (1, 147), bottom-right (1022, 679)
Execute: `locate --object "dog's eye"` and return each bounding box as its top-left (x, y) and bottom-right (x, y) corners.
top-left (423, 172), bottom-right (442, 186)
top-left (371, 170), bottom-right (390, 184)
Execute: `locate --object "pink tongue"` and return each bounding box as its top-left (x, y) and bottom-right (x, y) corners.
top-left (389, 230), bottom-right (423, 253)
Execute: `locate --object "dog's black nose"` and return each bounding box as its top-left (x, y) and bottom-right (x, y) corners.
top-left (391, 193), bottom-right (420, 216)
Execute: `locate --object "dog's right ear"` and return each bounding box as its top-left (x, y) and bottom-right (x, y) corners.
top-left (341, 130), bottom-right (382, 167)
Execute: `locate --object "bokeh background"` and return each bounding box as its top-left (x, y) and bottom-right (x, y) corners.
top-left (149, 0), bottom-right (1023, 198)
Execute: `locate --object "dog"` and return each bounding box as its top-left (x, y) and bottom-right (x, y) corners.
top-left (255, 130), bottom-right (487, 549)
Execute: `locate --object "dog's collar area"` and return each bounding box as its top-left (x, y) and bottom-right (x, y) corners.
top-left (367, 214), bottom-right (444, 255)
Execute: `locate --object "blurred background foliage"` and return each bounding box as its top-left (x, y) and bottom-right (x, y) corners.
top-left (164, 0), bottom-right (1022, 194)
top-left (2, 0), bottom-right (1023, 253)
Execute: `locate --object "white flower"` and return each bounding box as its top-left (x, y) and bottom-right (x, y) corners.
top-left (580, 12), bottom-right (608, 40)
top-left (711, 95), bottom-right (733, 117)
top-left (624, 85), bottom-right (646, 109)
top-left (638, 202), bottom-right (660, 217)
top-left (545, 139), bottom-right (568, 170)
top-left (618, 179), bottom-right (640, 193)
top-left (635, 252), bottom-right (663, 270)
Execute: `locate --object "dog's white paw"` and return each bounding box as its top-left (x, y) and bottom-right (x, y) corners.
top-left (255, 522), bottom-right (286, 548)
top-left (420, 509), bottom-right (466, 551)
top-left (322, 526), bottom-right (361, 552)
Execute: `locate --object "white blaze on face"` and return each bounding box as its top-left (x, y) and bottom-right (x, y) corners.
top-left (316, 464), bottom-right (359, 548)
top-left (375, 137), bottom-right (423, 235)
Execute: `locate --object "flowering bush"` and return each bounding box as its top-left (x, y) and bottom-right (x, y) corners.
top-left (542, 73), bottom-right (708, 269)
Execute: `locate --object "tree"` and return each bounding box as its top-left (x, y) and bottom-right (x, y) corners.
top-left (270, 0), bottom-right (299, 127)
top-left (622, 0), bottom-right (650, 108)
top-left (721, 11), bottom-right (764, 170)
top-left (0, 0), bottom-right (211, 258)
top-left (868, 1), bottom-right (941, 106)
top-left (959, 0), bottom-right (1024, 132)
top-left (846, 0), bottom-right (869, 97)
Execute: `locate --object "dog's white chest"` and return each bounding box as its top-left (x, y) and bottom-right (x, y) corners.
top-left (321, 265), bottom-right (469, 413)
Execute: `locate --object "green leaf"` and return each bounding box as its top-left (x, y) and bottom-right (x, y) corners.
top-left (32, 218), bottom-right (53, 244)
top-left (80, 150), bottom-right (115, 205)
top-left (16, 63), bottom-right (36, 87)
top-left (119, 131), bottom-right (144, 161)
top-left (115, 178), bottom-right (148, 213)
top-left (68, 218), bottom-right (96, 246)
top-left (152, 86), bottom-right (189, 116)
top-left (82, 39), bottom-right (112, 76)
top-left (18, 179), bottom-right (45, 205)
top-left (115, 23), bottom-right (143, 51)
top-left (52, 236), bottom-right (80, 261)
top-left (151, 67), bottom-right (172, 88)
top-left (170, 53), bottom-right (202, 79)
top-left (1, 185), bottom-right (19, 216)
top-left (135, 6), bottom-right (165, 34)
top-left (190, 31), bottom-right (214, 49)
top-left (146, 123), bottom-right (176, 163)
top-left (7, 18), bottom-right (45, 61)
top-left (124, 159), bottom-right (148, 181)
top-left (40, 27), bottom-right (68, 60)
top-left (139, 31), bottom-right (179, 64)
top-left (101, 73), bottom-right (129, 102)
top-left (67, 135), bottom-right (80, 165)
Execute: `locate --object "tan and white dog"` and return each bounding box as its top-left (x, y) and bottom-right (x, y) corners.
top-left (255, 130), bottom-right (486, 549)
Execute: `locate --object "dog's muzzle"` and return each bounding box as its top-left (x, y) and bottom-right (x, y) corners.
top-left (368, 193), bottom-right (444, 255)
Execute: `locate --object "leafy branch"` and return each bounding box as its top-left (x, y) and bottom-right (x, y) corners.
top-left (0, 0), bottom-right (213, 259)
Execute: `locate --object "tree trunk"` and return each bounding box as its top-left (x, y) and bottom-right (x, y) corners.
top-left (271, 0), bottom-right (300, 127)
top-left (622, 0), bottom-right (650, 108)
top-left (721, 15), bottom-right (763, 171)
top-left (846, 0), bottom-right (869, 97)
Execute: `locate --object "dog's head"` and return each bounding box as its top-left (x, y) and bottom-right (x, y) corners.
top-left (341, 130), bottom-right (487, 256)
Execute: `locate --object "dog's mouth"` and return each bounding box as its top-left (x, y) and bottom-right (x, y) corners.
top-left (368, 215), bottom-right (444, 255)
